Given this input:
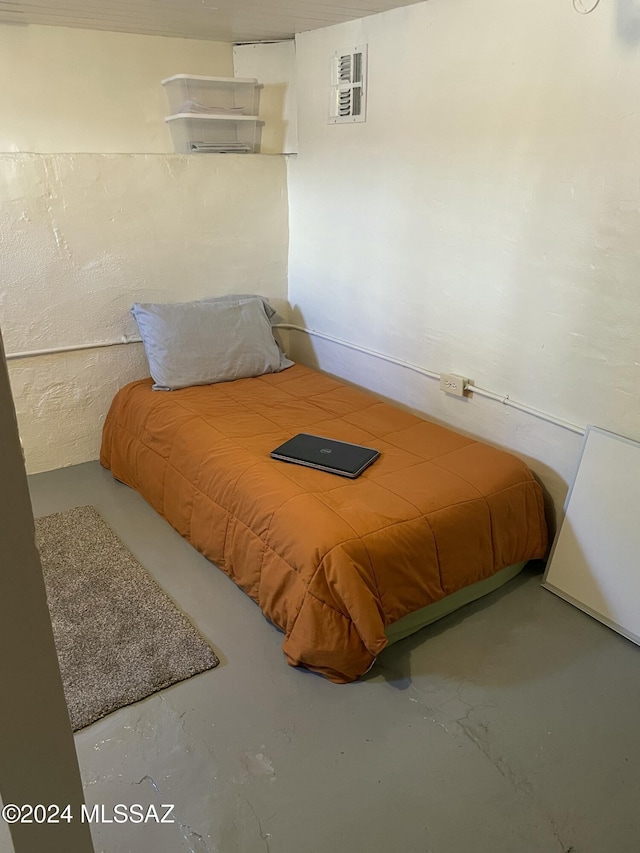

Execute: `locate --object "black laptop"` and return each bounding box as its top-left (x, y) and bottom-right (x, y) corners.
top-left (271, 433), bottom-right (380, 479)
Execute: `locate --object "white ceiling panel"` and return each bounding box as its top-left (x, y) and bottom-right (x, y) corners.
top-left (0, 0), bottom-right (424, 42)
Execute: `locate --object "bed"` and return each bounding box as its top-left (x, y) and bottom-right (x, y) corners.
top-left (100, 361), bottom-right (548, 683)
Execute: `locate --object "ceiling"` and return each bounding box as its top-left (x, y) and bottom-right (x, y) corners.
top-left (0, 0), bottom-right (422, 43)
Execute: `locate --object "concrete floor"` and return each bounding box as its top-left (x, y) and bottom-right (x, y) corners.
top-left (27, 461), bottom-right (640, 853)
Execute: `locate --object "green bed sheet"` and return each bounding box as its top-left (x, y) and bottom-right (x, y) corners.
top-left (385, 561), bottom-right (528, 645)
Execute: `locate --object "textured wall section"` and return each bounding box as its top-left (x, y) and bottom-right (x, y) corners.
top-left (8, 347), bottom-right (150, 477)
top-left (0, 153), bottom-right (289, 473)
top-left (288, 0), bottom-right (640, 514)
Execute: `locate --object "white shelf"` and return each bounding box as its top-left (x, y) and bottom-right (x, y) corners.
top-left (164, 113), bottom-right (264, 154)
top-left (162, 74), bottom-right (263, 153)
top-left (165, 113), bottom-right (263, 123)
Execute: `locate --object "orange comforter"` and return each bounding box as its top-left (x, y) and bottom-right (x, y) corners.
top-left (100, 364), bottom-right (548, 682)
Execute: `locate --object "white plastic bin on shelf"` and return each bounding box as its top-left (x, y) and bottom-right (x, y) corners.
top-left (165, 114), bottom-right (264, 154)
top-left (161, 75), bottom-right (260, 118)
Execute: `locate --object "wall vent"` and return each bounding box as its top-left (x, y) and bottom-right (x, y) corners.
top-left (329, 44), bottom-right (367, 124)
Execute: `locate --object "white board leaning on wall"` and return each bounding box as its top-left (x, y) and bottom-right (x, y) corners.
top-left (543, 425), bottom-right (640, 646)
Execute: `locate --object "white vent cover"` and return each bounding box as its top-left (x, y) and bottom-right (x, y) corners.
top-left (329, 44), bottom-right (367, 124)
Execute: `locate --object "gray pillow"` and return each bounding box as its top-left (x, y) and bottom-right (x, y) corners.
top-left (131, 298), bottom-right (285, 391)
top-left (201, 292), bottom-right (277, 318)
top-left (201, 293), bottom-right (294, 370)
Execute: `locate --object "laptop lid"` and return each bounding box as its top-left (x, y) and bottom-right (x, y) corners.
top-left (271, 433), bottom-right (380, 479)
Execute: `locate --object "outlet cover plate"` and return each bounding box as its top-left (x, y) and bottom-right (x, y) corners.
top-left (440, 374), bottom-right (467, 397)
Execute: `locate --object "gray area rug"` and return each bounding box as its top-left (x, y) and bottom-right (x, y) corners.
top-left (35, 506), bottom-right (219, 731)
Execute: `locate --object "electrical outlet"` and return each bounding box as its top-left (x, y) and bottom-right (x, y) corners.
top-left (440, 373), bottom-right (467, 397)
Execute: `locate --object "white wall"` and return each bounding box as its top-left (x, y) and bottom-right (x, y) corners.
top-left (233, 41), bottom-right (298, 154)
top-left (288, 0), bottom-right (640, 516)
top-left (1, 153), bottom-right (289, 473)
top-left (0, 24), bottom-right (233, 153)
top-left (0, 24), bottom-right (289, 475)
